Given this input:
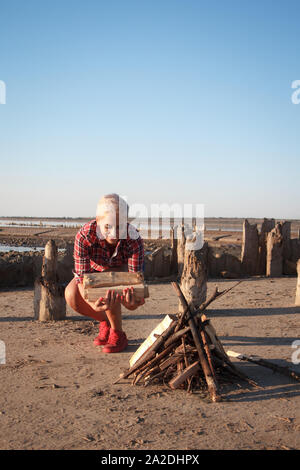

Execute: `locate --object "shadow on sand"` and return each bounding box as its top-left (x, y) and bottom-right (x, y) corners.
top-left (207, 306), bottom-right (300, 317)
top-left (223, 360), bottom-right (300, 402)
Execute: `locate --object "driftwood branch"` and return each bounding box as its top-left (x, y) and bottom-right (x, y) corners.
top-left (227, 350), bottom-right (300, 383)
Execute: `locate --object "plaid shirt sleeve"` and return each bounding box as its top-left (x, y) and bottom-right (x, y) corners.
top-left (127, 236), bottom-right (144, 272)
top-left (73, 229), bottom-right (91, 284)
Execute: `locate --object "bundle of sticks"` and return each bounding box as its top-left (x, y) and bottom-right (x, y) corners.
top-left (115, 281), bottom-right (258, 402)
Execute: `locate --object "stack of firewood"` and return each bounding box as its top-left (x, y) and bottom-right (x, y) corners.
top-left (83, 271), bottom-right (149, 303)
top-left (116, 282), bottom-right (258, 402)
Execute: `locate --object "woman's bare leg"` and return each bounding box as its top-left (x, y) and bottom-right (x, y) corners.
top-left (65, 278), bottom-right (107, 322)
top-left (65, 278), bottom-right (123, 330)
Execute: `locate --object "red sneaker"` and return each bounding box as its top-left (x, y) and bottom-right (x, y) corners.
top-left (93, 321), bottom-right (110, 346)
top-left (102, 329), bottom-right (128, 353)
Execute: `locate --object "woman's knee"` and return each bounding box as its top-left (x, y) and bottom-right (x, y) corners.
top-left (64, 279), bottom-right (78, 307)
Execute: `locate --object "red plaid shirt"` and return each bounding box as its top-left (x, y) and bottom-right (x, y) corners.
top-left (73, 219), bottom-right (144, 284)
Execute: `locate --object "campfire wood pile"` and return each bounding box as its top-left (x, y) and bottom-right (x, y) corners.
top-left (116, 281), bottom-right (258, 402)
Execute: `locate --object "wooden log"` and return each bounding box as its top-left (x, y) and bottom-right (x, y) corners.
top-left (201, 314), bottom-right (228, 358)
top-left (145, 369), bottom-right (169, 386)
top-left (177, 223), bottom-right (186, 278)
top-left (158, 216), bottom-right (163, 239)
top-left (83, 271), bottom-right (144, 289)
top-left (134, 343), bottom-right (178, 378)
top-left (177, 359), bottom-right (184, 375)
top-left (227, 350), bottom-right (300, 383)
top-left (295, 259), bottom-right (300, 306)
top-left (169, 361), bottom-right (200, 389)
top-left (170, 225), bottom-right (178, 274)
top-left (115, 319), bottom-right (178, 382)
top-left (266, 223), bottom-right (283, 277)
top-left (159, 353), bottom-right (185, 371)
top-left (42, 239), bottom-right (58, 282)
top-left (147, 216), bottom-right (151, 239)
top-left (258, 218), bottom-right (275, 275)
top-left (179, 241), bottom-right (208, 314)
top-left (199, 321), bottom-right (216, 380)
top-left (129, 315), bottom-right (175, 368)
top-left (241, 219), bottom-right (259, 275)
top-left (181, 337), bottom-right (193, 390)
top-left (282, 221), bottom-right (292, 262)
top-left (84, 283), bottom-right (149, 302)
top-left (172, 282), bottom-right (221, 402)
top-left (34, 240), bottom-right (66, 321)
top-left (165, 326), bottom-right (191, 347)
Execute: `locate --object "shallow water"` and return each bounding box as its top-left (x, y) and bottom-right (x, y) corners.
top-left (0, 245), bottom-right (65, 253)
top-left (0, 219), bottom-right (84, 228)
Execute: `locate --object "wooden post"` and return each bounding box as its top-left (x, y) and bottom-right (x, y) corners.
top-left (258, 218), bottom-right (275, 275)
top-left (170, 225), bottom-right (178, 274)
top-left (158, 216), bottom-right (163, 239)
top-left (241, 219), bottom-right (259, 275)
top-left (34, 240), bottom-right (66, 321)
top-left (295, 259), bottom-right (300, 306)
top-left (147, 216), bottom-right (151, 240)
top-left (266, 223), bottom-right (283, 277)
top-left (282, 221), bottom-right (292, 262)
top-left (177, 223), bottom-right (186, 278)
top-left (179, 240), bottom-right (208, 313)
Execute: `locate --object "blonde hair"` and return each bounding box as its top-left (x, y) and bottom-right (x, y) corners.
top-left (96, 194), bottom-right (129, 221)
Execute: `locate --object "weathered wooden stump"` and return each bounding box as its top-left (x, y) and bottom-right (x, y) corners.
top-left (266, 223), bottom-right (283, 277)
top-left (170, 226), bottom-right (178, 274)
top-left (176, 223), bottom-right (186, 278)
top-left (258, 218), bottom-right (275, 275)
top-left (179, 240), bottom-right (208, 313)
top-left (295, 259), bottom-right (300, 306)
top-left (34, 240), bottom-right (66, 321)
top-left (282, 221), bottom-right (292, 262)
top-left (241, 219), bottom-right (259, 275)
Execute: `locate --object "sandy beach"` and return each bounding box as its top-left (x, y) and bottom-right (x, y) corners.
top-left (0, 276), bottom-right (299, 450)
top-left (2, 0), bottom-right (300, 454)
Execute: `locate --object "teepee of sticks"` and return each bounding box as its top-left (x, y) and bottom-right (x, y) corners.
top-left (115, 281), bottom-right (258, 402)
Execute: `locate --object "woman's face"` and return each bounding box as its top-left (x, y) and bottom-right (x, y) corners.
top-left (97, 212), bottom-right (127, 245)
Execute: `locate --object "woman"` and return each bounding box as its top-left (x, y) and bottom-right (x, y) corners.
top-left (64, 194), bottom-right (144, 353)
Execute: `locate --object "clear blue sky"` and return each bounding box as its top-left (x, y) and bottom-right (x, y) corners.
top-left (0, 0), bottom-right (299, 219)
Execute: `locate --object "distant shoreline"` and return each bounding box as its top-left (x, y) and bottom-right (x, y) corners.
top-left (0, 216), bottom-right (299, 224)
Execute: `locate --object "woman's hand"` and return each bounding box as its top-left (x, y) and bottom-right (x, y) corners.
top-left (120, 286), bottom-right (145, 311)
top-left (93, 289), bottom-right (122, 312)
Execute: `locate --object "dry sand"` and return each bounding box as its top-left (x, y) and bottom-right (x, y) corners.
top-left (0, 276), bottom-right (300, 450)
